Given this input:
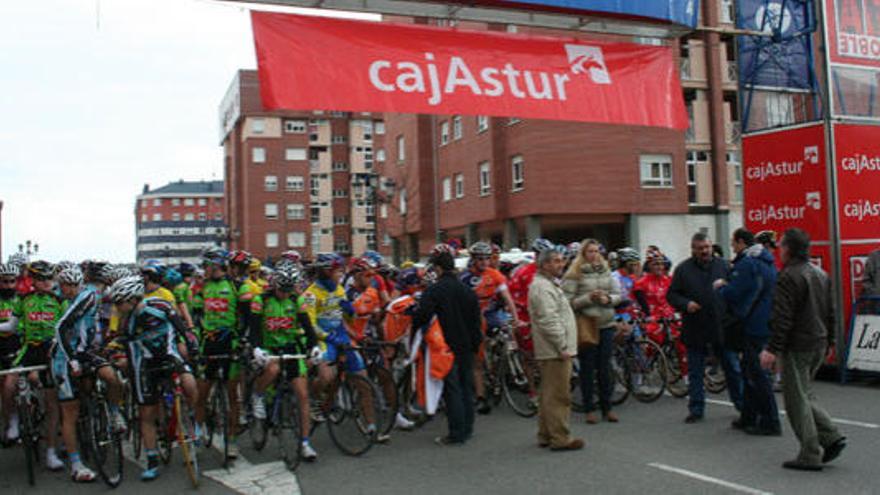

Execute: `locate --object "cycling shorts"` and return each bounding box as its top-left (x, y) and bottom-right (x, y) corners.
top-left (200, 333), bottom-right (240, 381)
top-left (132, 355), bottom-right (191, 406)
top-left (0, 334), bottom-right (21, 370)
top-left (52, 350), bottom-right (110, 402)
top-left (321, 330), bottom-right (365, 373)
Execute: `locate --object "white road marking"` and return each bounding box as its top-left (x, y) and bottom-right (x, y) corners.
top-left (648, 462), bottom-right (774, 495)
top-left (204, 461), bottom-right (301, 495)
top-left (704, 398), bottom-right (879, 429)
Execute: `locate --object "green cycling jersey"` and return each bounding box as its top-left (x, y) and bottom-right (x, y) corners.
top-left (250, 294), bottom-right (308, 349)
top-left (15, 292), bottom-right (63, 345)
top-left (199, 278), bottom-right (238, 335)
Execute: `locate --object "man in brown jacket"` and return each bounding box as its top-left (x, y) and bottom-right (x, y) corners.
top-left (760, 228), bottom-right (846, 471)
top-left (528, 247), bottom-right (583, 451)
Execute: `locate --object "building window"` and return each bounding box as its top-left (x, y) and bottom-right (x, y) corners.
top-left (334, 216), bottom-right (349, 225)
top-left (284, 119), bottom-right (307, 133)
top-left (287, 232), bottom-right (306, 248)
top-left (184, 198), bottom-right (194, 207)
top-left (310, 205), bottom-right (321, 224)
top-left (375, 121), bottom-right (385, 135)
top-left (442, 177), bottom-right (452, 202)
top-left (153, 198), bottom-right (162, 206)
top-left (266, 232), bottom-right (279, 248)
top-left (172, 213), bottom-right (181, 222)
top-left (198, 198), bottom-right (206, 206)
top-left (286, 176), bottom-right (304, 192)
top-left (479, 161), bottom-right (491, 195)
top-left (334, 240), bottom-right (350, 253)
top-left (287, 203), bottom-right (305, 220)
top-left (400, 188), bottom-right (407, 215)
top-left (141, 214), bottom-right (147, 222)
top-left (333, 189), bottom-right (348, 198)
top-left (477, 115), bottom-right (489, 133)
top-left (508, 117), bottom-right (522, 125)
top-left (214, 213), bottom-right (222, 220)
top-left (766, 93), bottom-right (794, 127)
top-left (728, 151), bottom-right (743, 203)
top-left (511, 155), bottom-right (525, 191)
top-left (333, 162), bottom-right (348, 172)
top-left (639, 154), bottom-right (674, 188)
top-left (686, 151), bottom-right (698, 205)
top-left (310, 177), bottom-right (320, 197)
top-left (265, 175), bottom-right (278, 191)
top-left (152, 213), bottom-right (162, 221)
top-left (380, 204), bottom-right (388, 219)
top-left (141, 199), bottom-right (147, 207)
top-left (397, 135), bottom-right (405, 162)
top-left (376, 149), bottom-right (386, 162)
top-left (332, 135), bottom-right (347, 144)
top-left (454, 173), bottom-right (464, 198)
top-left (453, 116), bottom-right (463, 140)
top-left (199, 212), bottom-right (207, 221)
top-left (265, 203), bottom-right (279, 219)
top-left (440, 121), bottom-right (450, 145)
top-left (172, 198), bottom-right (180, 206)
top-left (184, 213), bottom-right (195, 221)
top-left (252, 147), bottom-right (266, 163)
top-left (285, 148), bottom-right (307, 161)
top-left (252, 118), bottom-right (266, 134)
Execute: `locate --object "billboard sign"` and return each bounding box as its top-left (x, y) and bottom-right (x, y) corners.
top-left (833, 123), bottom-right (880, 239)
top-left (826, 0), bottom-right (880, 67)
top-left (736, 0), bottom-right (815, 89)
top-left (473, 0), bottom-right (699, 28)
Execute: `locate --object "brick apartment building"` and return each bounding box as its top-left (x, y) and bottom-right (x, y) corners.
top-left (382, 0), bottom-right (744, 264)
top-left (219, 70), bottom-right (387, 261)
top-left (135, 180), bottom-right (227, 265)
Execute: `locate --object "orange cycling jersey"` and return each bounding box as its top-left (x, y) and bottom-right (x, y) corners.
top-left (348, 287), bottom-right (381, 341)
top-left (460, 267), bottom-right (508, 313)
top-left (384, 295), bottom-right (417, 343)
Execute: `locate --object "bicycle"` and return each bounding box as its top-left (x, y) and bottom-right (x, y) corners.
top-left (361, 338), bottom-right (401, 438)
top-left (246, 353), bottom-right (306, 471)
top-left (614, 319), bottom-right (668, 403)
top-left (0, 364), bottom-right (47, 486)
top-left (202, 353), bottom-right (236, 468)
top-left (483, 323), bottom-right (539, 418)
top-left (652, 317), bottom-right (689, 399)
top-left (74, 365), bottom-right (124, 488)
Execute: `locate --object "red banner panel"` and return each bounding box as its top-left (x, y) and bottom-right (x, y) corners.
top-left (833, 123), bottom-right (880, 240)
top-left (827, 0), bottom-right (880, 67)
top-left (251, 12), bottom-right (688, 129)
top-left (742, 124), bottom-right (829, 242)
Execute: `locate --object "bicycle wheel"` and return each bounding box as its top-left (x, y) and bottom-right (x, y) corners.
top-left (92, 400), bottom-right (124, 488)
top-left (277, 389), bottom-right (302, 471)
top-left (610, 348), bottom-right (630, 406)
top-left (210, 384), bottom-right (230, 466)
top-left (326, 374), bottom-right (377, 456)
top-left (157, 398), bottom-right (173, 465)
top-left (502, 349), bottom-right (538, 418)
top-left (704, 364), bottom-right (727, 394)
top-left (628, 339), bottom-right (668, 403)
top-left (371, 366), bottom-right (398, 437)
top-left (175, 395), bottom-right (200, 488)
top-left (663, 344), bottom-right (689, 398)
top-left (19, 401), bottom-right (37, 486)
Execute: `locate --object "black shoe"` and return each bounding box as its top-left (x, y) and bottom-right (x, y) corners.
top-left (434, 436), bottom-right (464, 446)
top-left (783, 459), bottom-right (823, 471)
top-left (684, 414), bottom-right (703, 424)
top-left (745, 425), bottom-right (782, 437)
top-left (476, 398), bottom-right (492, 415)
top-left (822, 438), bottom-right (847, 464)
top-left (731, 417), bottom-right (752, 430)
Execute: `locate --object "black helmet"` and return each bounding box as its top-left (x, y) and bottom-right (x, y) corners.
top-left (28, 260), bottom-right (55, 280)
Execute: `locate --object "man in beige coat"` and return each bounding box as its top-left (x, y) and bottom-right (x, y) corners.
top-left (528, 248), bottom-right (584, 451)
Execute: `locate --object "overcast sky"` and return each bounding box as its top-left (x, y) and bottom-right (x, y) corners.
top-left (0, 0), bottom-right (374, 263)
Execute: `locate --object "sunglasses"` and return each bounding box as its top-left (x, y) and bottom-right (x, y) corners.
top-left (0, 278), bottom-right (16, 284)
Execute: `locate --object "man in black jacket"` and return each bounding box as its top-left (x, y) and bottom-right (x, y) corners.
top-left (412, 249), bottom-right (482, 445)
top-left (760, 228), bottom-right (846, 471)
top-left (667, 232), bottom-right (742, 423)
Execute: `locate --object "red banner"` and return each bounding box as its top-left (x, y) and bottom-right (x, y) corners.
top-left (742, 124), bottom-right (829, 242)
top-left (826, 0), bottom-right (880, 68)
top-left (833, 123), bottom-right (880, 240)
top-left (251, 12), bottom-right (688, 129)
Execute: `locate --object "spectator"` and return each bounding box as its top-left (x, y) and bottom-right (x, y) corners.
top-left (715, 228), bottom-right (781, 435)
top-left (412, 249), bottom-right (482, 446)
top-left (861, 247), bottom-right (880, 297)
top-left (760, 228), bottom-right (846, 471)
top-left (667, 232), bottom-right (743, 423)
top-left (529, 247), bottom-right (583, 451)
top-left (562, 239), bottom-right (622, 424)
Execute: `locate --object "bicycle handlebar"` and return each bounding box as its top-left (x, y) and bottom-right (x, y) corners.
top-left (267, 354), bottom-right (307, 361)
top-left (0, 365), bottom-right (48, 376)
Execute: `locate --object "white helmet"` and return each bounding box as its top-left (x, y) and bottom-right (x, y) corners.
top-left (58, 267), bottom-right (84, 286)
top-left (108, 276), bottom-right (144, 303)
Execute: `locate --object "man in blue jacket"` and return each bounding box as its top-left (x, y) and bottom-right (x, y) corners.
top-left (716, 228), bottom-right (781, 435)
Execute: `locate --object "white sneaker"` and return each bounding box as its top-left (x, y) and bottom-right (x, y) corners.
top-left (71, 463), bottom-right (97, 482)
top-left (226, 442), bottom-right (240, 460)
top-left (46, 449), bottom-right (65, 471)
top-left (113, 410), bottom-right (128, 433)
top-left (197, 423), bottom-right (209, 444)
top-left (5, 415), bottom-right (20, 440)
top-left (394, 412), bottom-right (415, 431)
top-left (251, 395), bottom-right (267, 420)
top-left (301, 441), bottom-right (317, 461)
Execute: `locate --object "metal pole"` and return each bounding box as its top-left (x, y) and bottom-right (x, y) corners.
top-left (430, 116), bottom-right (441, 245)
top-left (816, 0), bottom-right (845, 367)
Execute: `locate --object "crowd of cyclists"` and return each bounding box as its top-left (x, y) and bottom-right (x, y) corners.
top-left (0, 235), bottom-right (724, 487)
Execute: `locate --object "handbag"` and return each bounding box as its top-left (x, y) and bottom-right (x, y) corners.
top-left (576, 314), bottom-right (599, 349)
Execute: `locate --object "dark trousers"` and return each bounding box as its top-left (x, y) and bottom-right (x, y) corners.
top-left (443, 352), bottom-right (475, 443)
top-left (578, 327), bottom-right (615, 414)
top-left (687, 344), bottom-right (743, 417)
top-left (740, 336), bottom-right (780, 429)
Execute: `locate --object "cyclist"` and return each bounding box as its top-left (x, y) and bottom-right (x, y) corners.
top-left (193, 247), bottom-right (244, 459)
top-left (141, 261), bottom-right (175, 304)
top-left (109, 276), bottom-right (198, 481)
top-left (0, 263), bottom-right (22, 441)
top-left (52, 266), bottom-right (125, 482)
top-left (614, 248), bottom-right (642, 312)
top-left (248, 267), bottom-right (321, 461)
top-left (14, 261), bottom-right (64, 470)
top-left (172, 264), bottom-right (196, 330)
top-left (227, 250), bottom-right (253, 286)
top-left (460, 241), bottom-right (522, 415)
top-left (634, 247), bottom-right (686, 375)
top-left (489, 243), bottom-right (503, 270)
top-left (240, 259), bottom-right (268, 302)
top-left (8, 253), bottom-right (33, 296)
top-left (346, 258), bottom-right (383, 343)
top-left (302, 253), bottom-right (377, 435)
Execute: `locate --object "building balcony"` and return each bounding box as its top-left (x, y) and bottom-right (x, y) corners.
top-left (726, 121), bottom-right (741, 144)
top-left (680, 58), bottom-right (692, 81)
top-left (725, 62), bottom-right (738, 84)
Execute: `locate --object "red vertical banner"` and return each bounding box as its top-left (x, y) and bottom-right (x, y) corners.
top-left (742, 124), bottom-right (830, 242)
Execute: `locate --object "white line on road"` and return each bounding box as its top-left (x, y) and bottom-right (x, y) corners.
top-left (704, 398), bottom-right (879, 429)
top-left (648, 462), bottom-right (774, 495)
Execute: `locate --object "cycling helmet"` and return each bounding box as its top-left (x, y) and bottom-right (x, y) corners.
top-left (58, 267), bottom-right (84, 286)
top-left (617, 247), bottom-right (640, 263)
top-left (28, 260), bottom-right (55, 279)
top-left (7, 252), bottom-right (28, 268)
top-left (140, 260), bottom-right (166, 283)
top-left (248, 259), bottom-right (262, 273)
top-left (270, 268), bottom-right (298, 292)
top-left (108, 276), bottom-right (145, 303)
top-left (531, 238), bottom-right (555, 254)
top-left (490, 243), bottom-right (502, 255)
top-left (109, 266), bottom-right (132, 284)
top-left (379, 264), bottom-right (399, 279)
top-left (566, 242), bottom-right (582, 258)
top-left (201, 247), bottom-right (228, 267)
top-left (396, 268), bottom-right (422, 290)
top-left (228, 250), bottom-right (253, 267)
top-left (55, 261), bottom-right (77, 274)
top-left (645, 247), bottom-right (666, 265)
top-left (469, 241), bottom-right (493, 258)
top-left (163, 268), bottom-right (183, 287)
top-left (362, 250), bottom-right (384, 267)
top-left (430, 243), bottom-right (457, 258)
top-left (279, 250), bottom-right (302, 264)
top-left (348, 257), bottom-right (373, 274)
top-left (0, 263), bottom-right (18, 277)
top-left (178, 262), bottom-right (197, 277)
top-left (313, 253), bottom-right (344, 271)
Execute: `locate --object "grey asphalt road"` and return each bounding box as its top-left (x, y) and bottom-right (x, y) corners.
top-left (1, 379), bottom-right (877, 495)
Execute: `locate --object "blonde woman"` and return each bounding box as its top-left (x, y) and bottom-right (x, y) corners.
top-left (562, 239), bottom-right (622, 424)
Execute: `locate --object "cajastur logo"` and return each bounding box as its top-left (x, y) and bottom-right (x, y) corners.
top-left (840, 154), bottom-right (880, 175)
top-left (565, 45), bottom-right (611, 84)
top-left (804, 145), bottom-right (819, 164)
top-left (844, 199), bottom-right (880, 221)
